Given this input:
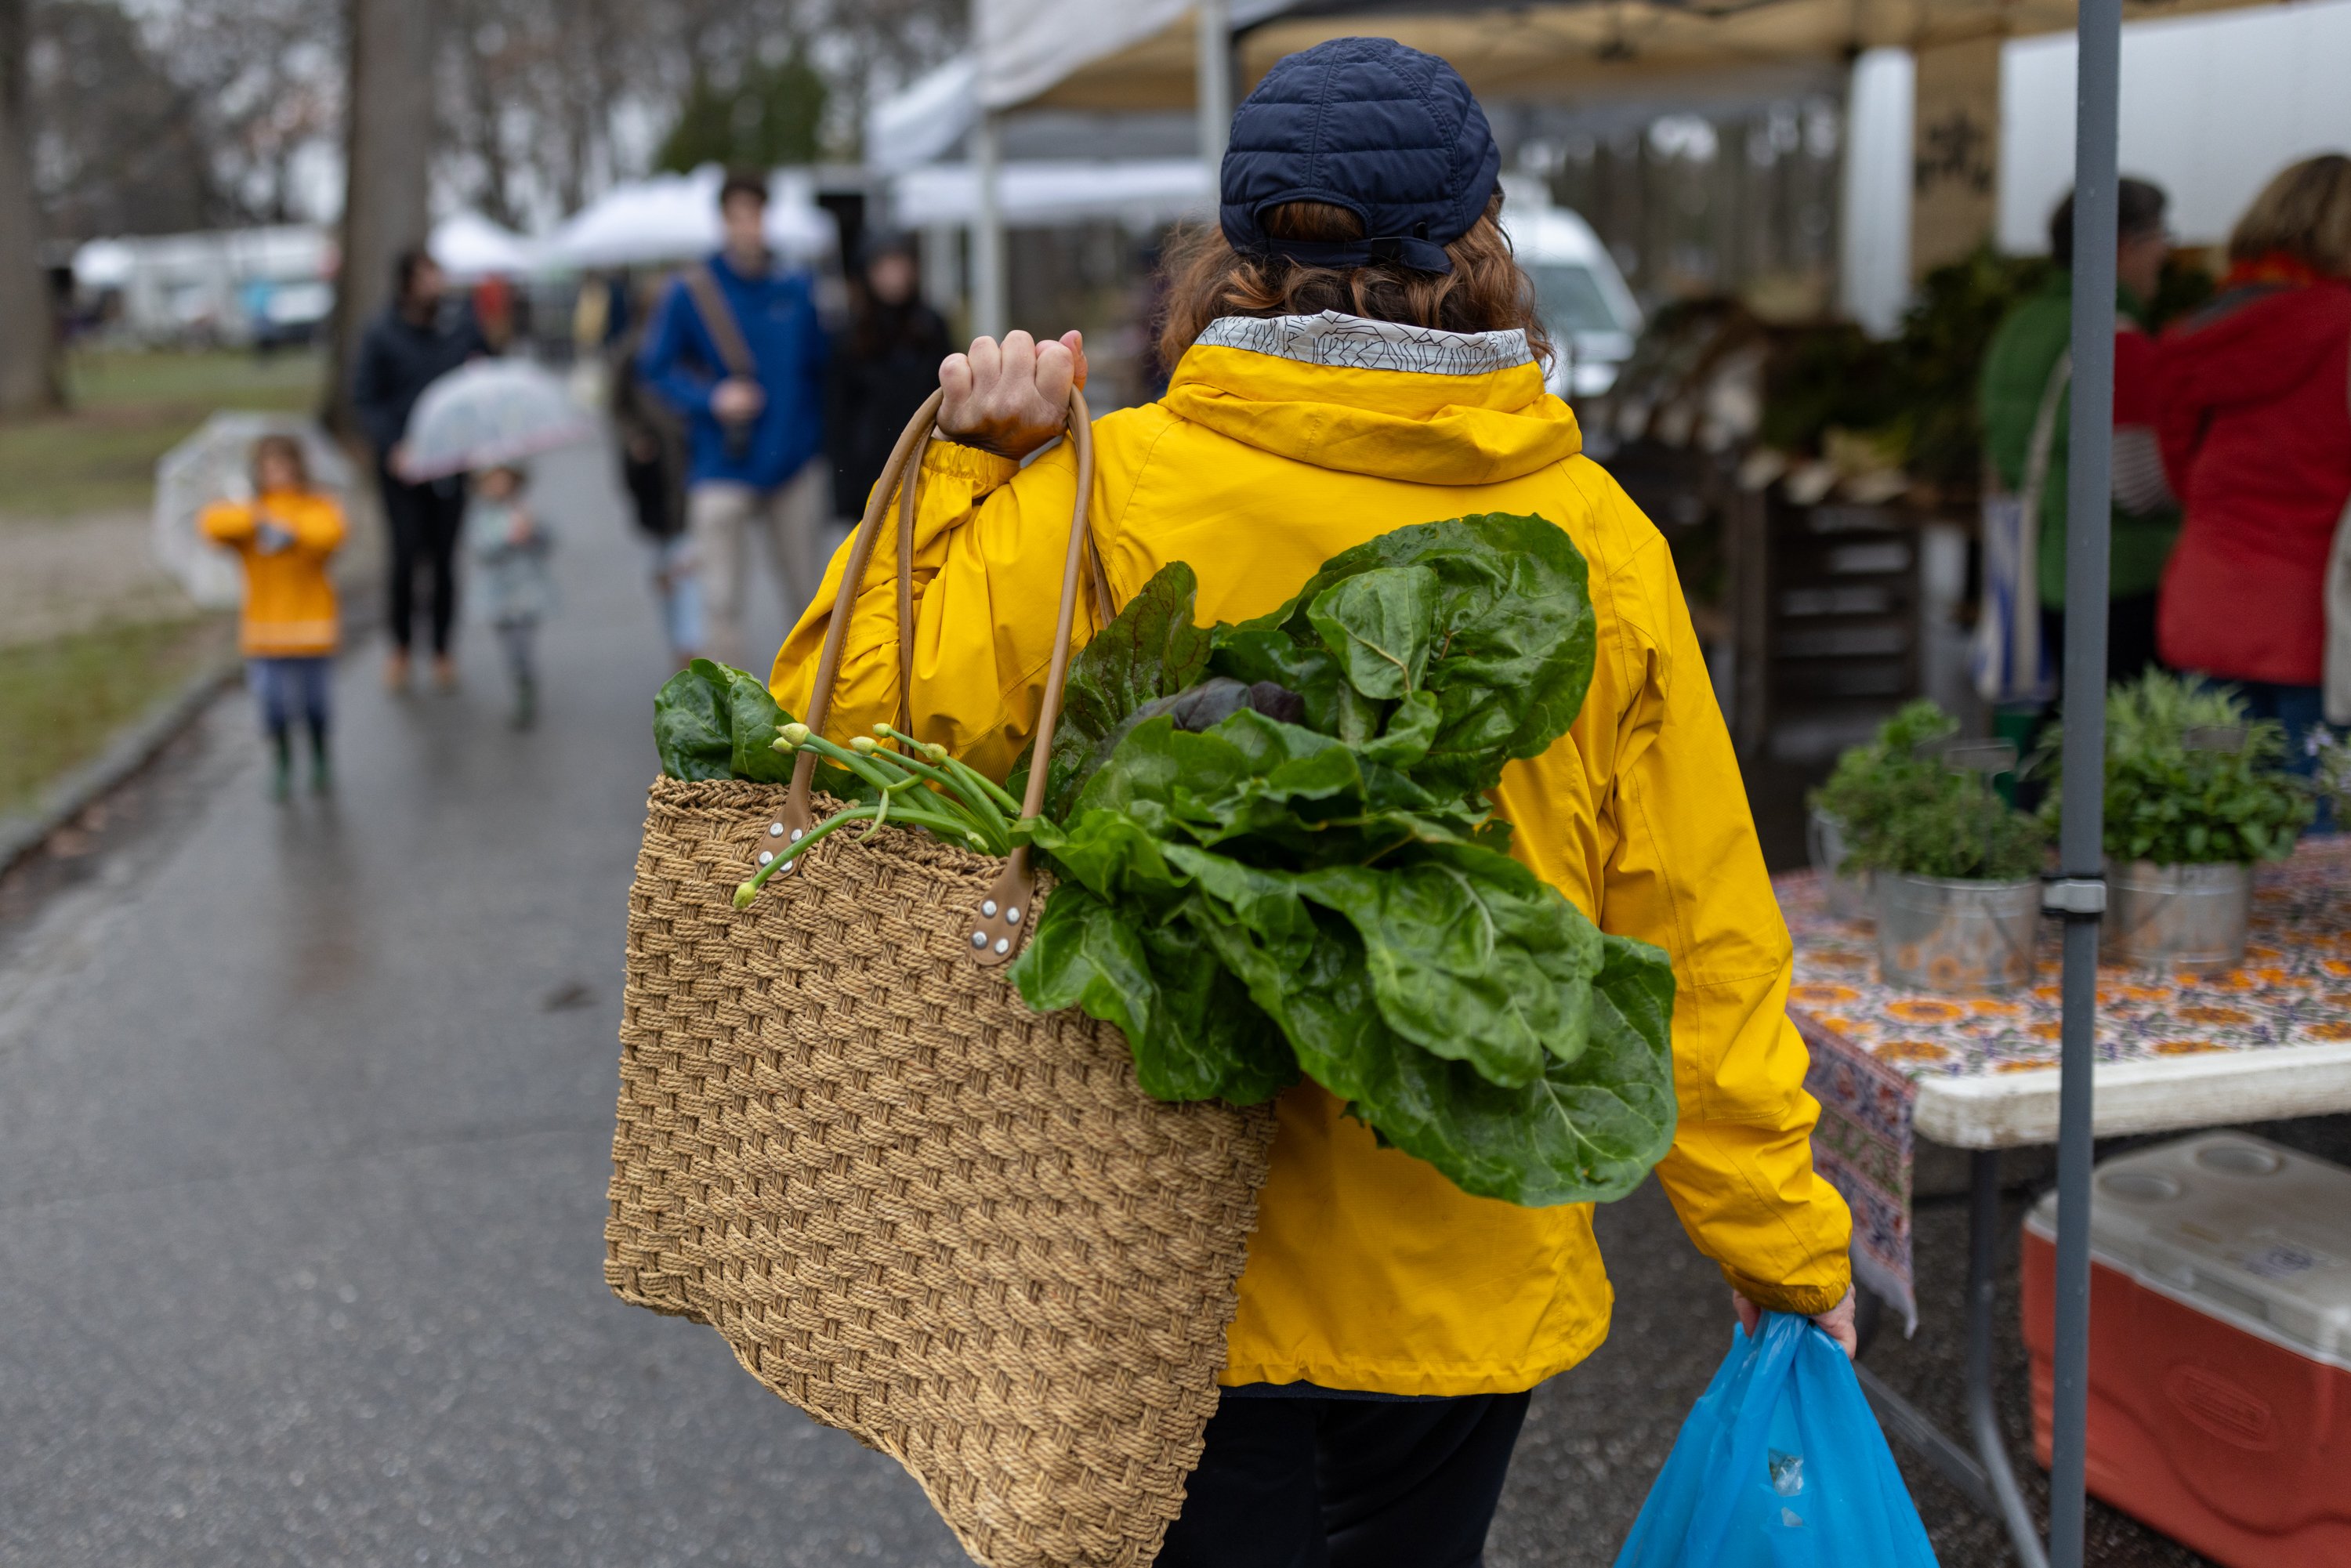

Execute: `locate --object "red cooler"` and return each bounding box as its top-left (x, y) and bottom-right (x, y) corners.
top-left (2021, 1132), bottom-right (2351, 1567)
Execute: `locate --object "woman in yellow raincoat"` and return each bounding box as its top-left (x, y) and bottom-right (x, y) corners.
top-left (772, 38), bottom-right (1853, 1566)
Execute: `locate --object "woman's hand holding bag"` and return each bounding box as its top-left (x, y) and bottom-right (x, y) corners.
top-left (1615, 1313), bottom-right (1940, 1566)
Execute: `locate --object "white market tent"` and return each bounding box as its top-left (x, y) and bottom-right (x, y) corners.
top-left (428, 211), bottom-right (538, 281)
top-left (871, 58), bottom-right (983, 176)
top-left (539, 166), bottom-right (838, 271)
top-left (889, 158), bottom-right (1213, 230)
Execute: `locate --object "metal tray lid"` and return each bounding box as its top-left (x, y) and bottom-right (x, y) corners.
top-left (2026, 1132), bottom-right (2351, 1367)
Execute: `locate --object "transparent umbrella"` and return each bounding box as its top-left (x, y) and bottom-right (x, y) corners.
top-left (396, 358), bottom-right (596, 481)
top-left (154, 414), bottom-right (356, 609)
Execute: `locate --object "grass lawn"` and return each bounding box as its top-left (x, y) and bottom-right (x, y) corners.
top-left (0, 348), bottom-right (325, 521)
top-left (0, 614), bottom-right (236, 817)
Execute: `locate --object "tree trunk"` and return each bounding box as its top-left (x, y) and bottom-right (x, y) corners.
top-left (0, 0), bottom-right (63, 417)
top-left (323, 0), bottom-right (439, 436)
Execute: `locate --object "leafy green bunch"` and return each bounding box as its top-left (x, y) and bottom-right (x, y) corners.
top-left (651, 517), bottom-right (1680, 1208)
top-left (1011, 516), bottom-right (1675, 1207)
top-left (1809, 700), bottom-right (2045, 882)
top-left (2042, 672), bottom-right (2311, 865)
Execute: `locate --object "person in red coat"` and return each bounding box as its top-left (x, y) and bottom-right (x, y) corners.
top-left (2156, 154), bottom-right (2351, 759)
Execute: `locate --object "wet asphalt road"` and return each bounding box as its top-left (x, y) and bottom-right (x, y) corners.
top-left (0, 433), bottom-right (2294, 1566)
top-left (0, 443), bottom-right (969, 1566)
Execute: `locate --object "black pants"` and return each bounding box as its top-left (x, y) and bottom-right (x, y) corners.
top-left (382, 472), bottom-right (465, 655)
top-left (2039, 590), bottom-right (2161, 689)
top-left (1155, 1391), bottom-right (1531, 1568)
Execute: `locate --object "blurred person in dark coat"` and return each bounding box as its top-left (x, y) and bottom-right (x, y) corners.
top-left (610, 273), bottom-right (698, 664)
top-left (825, 232), bottom-right (953, 524)
top-left (352, 248), bottom-right (487, 690)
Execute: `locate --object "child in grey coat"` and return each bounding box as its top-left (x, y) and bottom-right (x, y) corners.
top-left (465, 465), bottom-right (556, 728)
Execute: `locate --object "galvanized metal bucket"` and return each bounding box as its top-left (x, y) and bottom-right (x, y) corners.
top-left (1875, 873), bottom-right (2043, 993)
top-left (1807, 807), bottom-right (1873, 921)
top-left (2101, 860), bottom-right (2252, 974)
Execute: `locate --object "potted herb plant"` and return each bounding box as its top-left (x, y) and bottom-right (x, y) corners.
top-left (2043, 673), bottom-right (2311, 972)
top-left (1824, 702), bottom-right (2049, 992)
top-left (1808, 701), bottom-right (1962, 920)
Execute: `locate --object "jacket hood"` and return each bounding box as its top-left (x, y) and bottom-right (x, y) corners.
top-left (2161, 280), bottom-right (2351, 410)
top-left (1160, 311), bottom-right (1581, 487)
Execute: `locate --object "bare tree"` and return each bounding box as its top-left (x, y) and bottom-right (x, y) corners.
top-left (161, 0), bottom-right (346, 224)
top-left (324, 0), bottom-right (438, 435)
top-left (0, 0), bottom-right (60, 415)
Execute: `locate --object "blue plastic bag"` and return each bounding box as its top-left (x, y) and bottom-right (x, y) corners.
top-left (1614, 1313), bottom-right (1940, 1567)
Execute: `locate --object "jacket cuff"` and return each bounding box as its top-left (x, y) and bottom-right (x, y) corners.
top-left (1719, 1261), bottom-right (1853, 1318)
top-left (922, 440), bottom-right (1021, 489)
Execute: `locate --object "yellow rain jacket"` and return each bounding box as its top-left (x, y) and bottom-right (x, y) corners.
top-left (199, 489), bottom-right (348, 657)
top-left (771, 313), bottom-right (1851, 1397)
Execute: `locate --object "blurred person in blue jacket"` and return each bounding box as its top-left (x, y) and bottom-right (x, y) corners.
top-left (637, 169), bottom-right (830, 666)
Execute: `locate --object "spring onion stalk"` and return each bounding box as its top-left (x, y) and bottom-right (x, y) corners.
top-left (732, 795), bottom-right (991, 909)
top-left (756, 719), bottom-right (1019, 877)
top-left (862, 728), bottom-right (1012, 848)
top-left (874, 723), bottom-right (1022, 817)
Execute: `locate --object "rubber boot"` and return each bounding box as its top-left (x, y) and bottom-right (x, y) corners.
top-left (309, 726), bottom-right (332, 795)
top-left (268, 730), bottom-right (293, 802)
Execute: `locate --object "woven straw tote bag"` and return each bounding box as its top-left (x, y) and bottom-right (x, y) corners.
top-left (607, 388), bottom-right (1278, 1568)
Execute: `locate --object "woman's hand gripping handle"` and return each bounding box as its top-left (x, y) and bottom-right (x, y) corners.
top-left (936, 330), bottom-right (1088, 462)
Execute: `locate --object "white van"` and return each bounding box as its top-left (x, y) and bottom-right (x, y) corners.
top-left (1498, 180), bottom-right (1643, 398)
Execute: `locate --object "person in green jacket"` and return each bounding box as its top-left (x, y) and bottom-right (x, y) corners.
top-left (1979, 178), bottom-right (2179, 686)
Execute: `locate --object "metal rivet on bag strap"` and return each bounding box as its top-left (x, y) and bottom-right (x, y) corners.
top-left (982, 900), bottom-right (998, 918)
top-left (769, 822), bottom-right (785, 837)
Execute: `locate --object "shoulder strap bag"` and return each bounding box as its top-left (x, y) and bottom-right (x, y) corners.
top-left (607, 389), bottom-right (1270, 1568)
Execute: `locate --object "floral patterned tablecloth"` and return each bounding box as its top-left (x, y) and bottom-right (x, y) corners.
top-left (1783, 835), bottom-right (2351, 1330)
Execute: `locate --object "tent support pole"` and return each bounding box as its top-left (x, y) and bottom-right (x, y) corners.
top-left (973, 109), bottom-right (1007, 340)
top-left (2052, 0), bottom-right (2121, 1561)
top-left (1197, 0), bottom-right (1233, 169)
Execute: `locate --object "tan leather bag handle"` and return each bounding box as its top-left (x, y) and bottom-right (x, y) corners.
top-left (776, 386), bottom-right (1108, 966)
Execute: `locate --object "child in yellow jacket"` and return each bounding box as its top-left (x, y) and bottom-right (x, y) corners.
top-left (199, 434), bottom-right (348, 798)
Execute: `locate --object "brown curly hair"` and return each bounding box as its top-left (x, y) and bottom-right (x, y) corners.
top-left (1155, 192), bottom-right (1552, 371)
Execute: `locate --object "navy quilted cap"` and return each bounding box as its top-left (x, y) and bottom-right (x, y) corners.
top-left (1220, 37), bottom-right (1500, 275)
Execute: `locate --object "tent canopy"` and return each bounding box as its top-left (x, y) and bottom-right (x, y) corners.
top-left (889, 158), bottom-right (1213, 230)
top-left (541, 167), bottom-right (837, 271)
top-left (976, 0), bottom-right (1296, 110)
top-left (429, 211), bottom-right (538, 281)
top-left (979, 0), bottom-right (2284, 113)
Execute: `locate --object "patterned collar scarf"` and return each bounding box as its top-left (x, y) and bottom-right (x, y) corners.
top-left (1194, 310), bottom-right (1533, 378)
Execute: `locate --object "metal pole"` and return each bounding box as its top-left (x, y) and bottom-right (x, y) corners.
top-left (972, 109), bottom-right (1007, 340)
top-left (1197, 0), bottom-right (1233, 170)
top-left (2052, 0), bottom-right (2121, 1559)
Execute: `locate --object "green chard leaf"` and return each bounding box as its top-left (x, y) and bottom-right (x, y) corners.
top-left (1169, 846), bottom-right (1675, 1206)
top-left (1026, 560), bottom-right (1214, 819)
top-left (653, 658), bottom-right (869, 799)
top-left (1012, 883), bottom-right (1295, 1105)
top-left (1307, 565), bottom-right (1438, 700)
top-left (653, 661), bottom-right (736, 780)
top-left (1295, 843), bottom-right (1605, 1088)
top-left (1212, 514), bottom-right (1597, 798)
